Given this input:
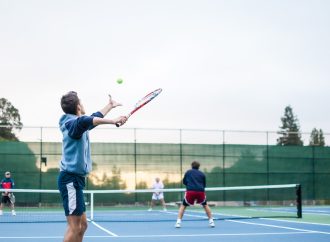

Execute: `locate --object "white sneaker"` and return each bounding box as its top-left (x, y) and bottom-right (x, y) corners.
top-left (12, 210), bottom-right (16, 216)
top-left (175, 222), bottom-right (181, 228)
top-left (148, 208), bottom-right (152, 212)
top-left (163, 208), bottom-right (167, 212)
top-left (209, 220), bottom-right (215, 227)
top-left (0, 210), bottom-right (3, 215)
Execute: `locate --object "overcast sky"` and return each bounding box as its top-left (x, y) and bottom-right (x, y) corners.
top-left (1, 0), bottom-right (329, 133)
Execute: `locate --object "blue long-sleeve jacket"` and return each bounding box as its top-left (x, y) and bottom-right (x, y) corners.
top-left (59, 111), bottom-right (103, 176)
top-left (183, 168), bottom-right (206, 192)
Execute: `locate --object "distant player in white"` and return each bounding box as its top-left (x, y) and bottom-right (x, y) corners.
top-left (148, 178), bottom-right (167, 211)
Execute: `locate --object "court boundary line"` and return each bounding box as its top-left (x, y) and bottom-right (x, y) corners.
top-left (178, 210), bottom-right (330, 235)
top-left (89, 220), bottom-right (118, 237)
top-left (248, 207), bottom-right (330, 217)
top-left (227, 219), bottom-right (330, 235)
top-left (210, 210), bottom-right (330, 227)
top-left (0, 231), bottom-right (316, 239)
top-left (98, 231), bottom-right (315, 238)
top-left (261, 217), bottom-right (330, 227)
top-left (299, 212), bottom-right (330, 216)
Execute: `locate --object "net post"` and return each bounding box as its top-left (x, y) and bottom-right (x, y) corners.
top-left (296, 184), bottom-right (302, 218)
top-left (91, 192), bottom-right (94, 221)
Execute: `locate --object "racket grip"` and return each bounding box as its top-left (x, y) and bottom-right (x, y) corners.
top-left (116, 114), bottom-right (130, 127)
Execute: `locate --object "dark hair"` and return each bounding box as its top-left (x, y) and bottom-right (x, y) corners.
top-left (191, 161), bottom-right (200, 169)
top-left (61, 91), bottom-right (79, 115)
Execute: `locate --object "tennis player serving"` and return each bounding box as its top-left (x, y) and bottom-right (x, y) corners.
top-left (175, 161), bottom-right (215, 228)
top-left (58, 91), bottom-right (127, 242)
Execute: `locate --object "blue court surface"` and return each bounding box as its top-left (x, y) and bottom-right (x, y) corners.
top-left (1, 207), bottom-right (330, 242)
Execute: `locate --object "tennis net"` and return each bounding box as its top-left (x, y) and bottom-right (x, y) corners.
top-left (0, 184), bottom-right (302, 223)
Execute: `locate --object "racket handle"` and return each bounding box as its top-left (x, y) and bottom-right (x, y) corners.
top-left (116, 114), bottom-right (130, 127)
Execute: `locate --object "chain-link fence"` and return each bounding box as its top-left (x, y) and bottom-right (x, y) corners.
top-left (0, 126), bottom-right (329, 202)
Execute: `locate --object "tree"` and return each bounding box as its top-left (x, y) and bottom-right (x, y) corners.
top-left (277, 106), bottom-right (303, 146)
top-left (309, 128), bottom-right (325, 146)
top-left (0, 98), bottom-right (23, 141)
top-left (88, 165), bottom-right (126, 189)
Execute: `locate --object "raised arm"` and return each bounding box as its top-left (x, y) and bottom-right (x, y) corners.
top-left (98, 95), bottom-right (122, 117)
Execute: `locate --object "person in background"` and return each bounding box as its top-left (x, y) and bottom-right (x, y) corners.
top-left (148, 177), bottom-right (167, 211)
top-left (58, 91), bottom-right (127, 242)
top-left (175, 161), bottom-right (215, 228)
top-left (0, 171), bottom-right (16, 216)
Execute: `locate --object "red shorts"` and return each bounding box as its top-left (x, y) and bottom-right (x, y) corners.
top-left (183, 191), bottom-right (207, 206)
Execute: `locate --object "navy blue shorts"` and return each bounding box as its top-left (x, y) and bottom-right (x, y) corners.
top-left (58, 171), bottom-right (86, 216)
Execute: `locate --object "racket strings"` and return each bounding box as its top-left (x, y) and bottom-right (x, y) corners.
top-left (135, 89), bottom-right (162, 108)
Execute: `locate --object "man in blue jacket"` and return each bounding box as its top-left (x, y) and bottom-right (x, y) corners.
top-left (58, 91), bottom-right (127, 242)
top-left (175, 161), bottom-right (215, 228)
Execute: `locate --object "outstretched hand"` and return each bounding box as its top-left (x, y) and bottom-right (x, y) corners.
top-left (108, 94), bottom-right (122, 108)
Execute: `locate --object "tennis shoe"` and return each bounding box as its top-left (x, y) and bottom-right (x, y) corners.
top-left (175, 222), bottom-right (181, 228)
top-left (0, 210), bottom-right (3, 215)
top-left (148, 208), bottom-right (152, 212)
top-left (12, 210), bottom-right (16, 216)
top-left (163, 208), bottom-right (167, 212)
top-left (209, 220), bottom-right (215, 227)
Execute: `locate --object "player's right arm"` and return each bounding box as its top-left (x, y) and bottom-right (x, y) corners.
top-left (66, 113), bottom-right (126, 139)
top-left (92, 116), bottom-right (127, 126)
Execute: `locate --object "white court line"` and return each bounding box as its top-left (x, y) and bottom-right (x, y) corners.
top-left (303, 209), bottom-right (330, 213)
top-left (106, 231), bottom-right (315, 238)
top-left (0, 231), bottom-right (316, 239)
top-left (89, 220), bottom-right (118, 237)
top-left (164, 210), bottom-right (208, 219)
top-left (227, 219), bottom-right (330, 235)
top-left (302, 212), bottom-right (330, 216)
top-left (249, 207), bottom-right (330, 217)
top-left (0, 236), bottom-right (63, 239)
top-left (261, 217), bottom-right (330, 227)
top-left (178, 210), bottom-right (330, 235)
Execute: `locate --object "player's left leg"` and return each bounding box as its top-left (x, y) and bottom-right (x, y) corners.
top-left (10, 203), bottom-right (15, 216)
top-left (203, 204), bottom-right (215, 227)
top-left (160, 198), bottom-right (167, 211)
top-left (64, 214), bottom-right (87, 242)
top-left (148, 199), bottom-right (155, 211)
top-left (10, 197), bottom-right (16, 216)
top-left (78, 213), bottom-right (88, 241)
top-left (175, 204), bottom-right (187, 228)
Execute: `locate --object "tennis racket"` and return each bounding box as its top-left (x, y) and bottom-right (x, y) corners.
top-left (116, 88), bottom-right (162, 127)
top-left (9, 193), bottom-right (15, 204)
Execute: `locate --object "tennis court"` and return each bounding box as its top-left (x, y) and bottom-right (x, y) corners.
top-left (0, 206), bottom-right (330, 242)
top-left (1, 129), bottom-right (330, 242)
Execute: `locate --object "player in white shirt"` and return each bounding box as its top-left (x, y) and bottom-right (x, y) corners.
top-left (148, 178), bottom-right (167, 211)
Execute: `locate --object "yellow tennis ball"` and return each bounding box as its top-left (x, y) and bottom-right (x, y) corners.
top-left (117, 78), bottom-right (123, 84)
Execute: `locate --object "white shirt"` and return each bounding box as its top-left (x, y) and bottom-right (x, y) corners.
top-left (152, 181), bottom-right (164, 195)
